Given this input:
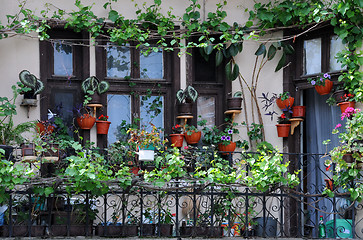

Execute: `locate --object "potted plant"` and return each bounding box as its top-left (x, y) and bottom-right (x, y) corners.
top-left (81, 76), bottom-right (110, 104)
top-left (176, 85), bottom-right (198, 116)
top-left (184, 124), bottom-right (201, 145)
top-left (276, 113), bottom-right (290, 137)
top-left (128, 125), bottom-right (167, 161)
top-left (169, 124), bottom-right (184, 147)
top-left (96, 114), bottom-right (111, 134)
top-left (275, 91), bottom-right (294, 110)
top-left (73, 104), bottom-right (96, 130)
top-left (227, 91), bottom-right (243, 110)
top-left (0, 85), bottom-right (35, 160)
top-left (307, 72), bottom-right (333, 95)
top-left (337, 93), bottom-right (355, 113)
top-left (18, 70), bottom-right (44, 104)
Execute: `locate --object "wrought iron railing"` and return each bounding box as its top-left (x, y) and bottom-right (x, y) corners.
top-left (0, 151), bottom-right (360, 238)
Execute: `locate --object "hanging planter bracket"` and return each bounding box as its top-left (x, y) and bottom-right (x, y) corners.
top-left (289, 118), bottom-right (304, 135)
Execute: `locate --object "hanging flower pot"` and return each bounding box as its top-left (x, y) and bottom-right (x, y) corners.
top-left (276, 92), bottom-right (294, 110)
top-left (96, 121), bottom-right (111, 134)
top-left (276, 124), bottom-right (291, 137)
top-left (218, 141), bottom-right (236, 155)
top-left (76, 114), bottom-right (96, 129)
top-left (184, 130), bottom-right (201, 145)
top-left (314, 79), bottom-right (333, 95)
top-left (292, 106), bottom-right (306, 118)
top-left (169, 134), bottom-right (184, 148)
top-left (338, 101), bottom-right (355, 114)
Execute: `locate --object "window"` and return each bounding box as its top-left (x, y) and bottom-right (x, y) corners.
top-left (96, 42), bottom-right (179, 146)
top-left (187, 45), bottom-right (231, 128)
top-left (40, 28), bottom-right (90, 140)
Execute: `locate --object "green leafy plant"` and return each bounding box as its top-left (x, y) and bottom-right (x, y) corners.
top-left (18, 70), bottom-right (45, 96)
top-left (278, 91), bottom-right (291, 101)
top-left (184, 124), bottom-right (199, 136)
top-left (176, 85), bottom-right (198, 104)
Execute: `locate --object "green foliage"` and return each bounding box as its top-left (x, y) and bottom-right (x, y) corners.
top-left (0, 159), bottom-right (32, 204)
top-left (0, 85), bottom-right (35, 145)
top-left (63, 151), bottom-right (113, 196)
top-left (176, 85), bottom-right (198, 104)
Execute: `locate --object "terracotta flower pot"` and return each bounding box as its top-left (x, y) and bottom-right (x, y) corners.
top-left (338, 101), bottom-right (355, 114)
top-left (96, 120), bottom-right (111, 134)
top-left (314, 79), bottom-right (333, 95)
top-left (218, 141), bottom-right (236, 155)
top-left (169, 134), bottom-right (184, 147)
top-left (36, 122), bottom-right (55, 135)
top-left (76, 114), bottom-right (96, 129)
top-left (292, 106), bottom-right (306, 118)
top-left (184, 131), bottom-right (201, 144)
top-left (276, 124), bottom-right (291, 137)
top-left (276, 96), bottom-right (294, 110)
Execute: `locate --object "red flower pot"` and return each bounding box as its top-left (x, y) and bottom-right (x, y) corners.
top-left (96, 121), bottom-right (111, 134)
top-left (76, 114), bottom-right (96, 129)
top-left (169, 134), bottom-right (184, 147)
top-left (276, 97), bottom-right (294, 110)
top-left (292, 106), bottom-right (306, 118)
top-left (184, 131), bottom-right (201, 145)
top-left (218, 141), bottom-right (236, 155)
top-left (314, 79), bottom-right (333, 95)
top-left (276, 124), bottom-right (291, 137)
top-left (36, 122), bottom-right (55, 135)
top-left (338, 101), bottom-right (355, 114)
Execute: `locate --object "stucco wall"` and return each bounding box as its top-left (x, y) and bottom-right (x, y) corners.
top-left (0, 0), bottom-right (283, 149)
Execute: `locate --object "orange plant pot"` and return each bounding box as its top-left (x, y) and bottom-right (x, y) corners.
top-left (96, 121), bottom-right (111, 134)
top-left (338, 101), bottom-right (355, 114)
top-left (184, 131), bottom-right (201, 145)
top-left (169, 134), bottom-right (184, 148)
top-left (292, 106), bottom-right (306, 118)
top-left (218, 141), bottom-right (236, 155)
top-left (76, 114), bottom-right (96, 129)
top-left (276, 97), bottom-right (294, 110)
top-left (314, 79), bottom-right (333, 95)
top-left (276, 124), bottom-right (291, 137)
top-left (36, 122), bottom-right (55, 135)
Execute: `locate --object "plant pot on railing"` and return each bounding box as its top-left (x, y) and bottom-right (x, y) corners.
top-left (157, 224), bottom-right (173, 237)
top-left (218, 141), bottom-right (236, 155)
top-left (140, 223), bottom-right (156, 236)
top-left (184, 130), bottom-right (201, 145)
top-left (76, 114), bottom-right (96, 129)
top-left (276, 124), bottom-right (291, 137)
top-left (338, 101), bottom-right (355, 114)
top-left (96, 121), bottom-right (111, 134)
top-left (96, 224), bottom-right (138, 237)
top-left (169, 134), bottom-right (184, 148)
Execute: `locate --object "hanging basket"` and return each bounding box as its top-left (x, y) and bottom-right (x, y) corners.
top-left (96, 121), bottom-right (111, 134)
top-left (184, 131), bottom-right (201, 145)
top-left (76, 114), bottom-right (96, 129)
top-left (169, 134), bottom-right (184, 148)
top-left (218, 141), bottom-right (236, 155)
top-left (276, 124), bottom-right (291, 137)
top-left (314, 79), bottom-right (333, 95)
top-left (276, 97), bottom-right (294, 110)
top-left (338, 101), bottom-right (355, 114)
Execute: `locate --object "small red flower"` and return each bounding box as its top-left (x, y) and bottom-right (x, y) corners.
top-left (281, 113), bottom-right (286, 119)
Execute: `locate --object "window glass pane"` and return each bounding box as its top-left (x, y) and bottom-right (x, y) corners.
top-left (303, 38), bottom-right (321, 75)
top-left (107, 44), bottom-right (131, 78)
top-left (330, 35), bottom-right (346, 72)
top-left (140, 49), bottom-right (163, 79)
top-left (197, 96), bottom-right (215, 130)
top-left (140, 95), bottom-right (164, 131)
top-left (107, 94), bottom-right (131, 144)
top-left (54, 41), bottom-right (73, 76)
top-left (53, 92), bottom-right (74, 136)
